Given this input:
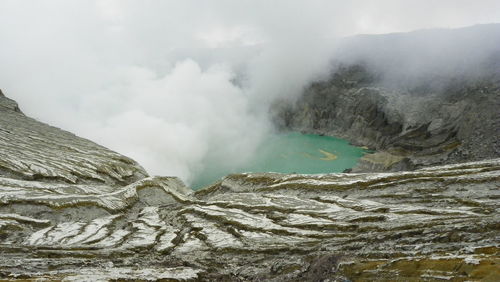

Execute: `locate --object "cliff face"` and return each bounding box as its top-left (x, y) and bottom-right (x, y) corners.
top-left (272, 65), bottom-right (500, 172)
top-left (272, 25), bottom-right (500, 172)
top-left (0, 91), bottom-right (499, 281)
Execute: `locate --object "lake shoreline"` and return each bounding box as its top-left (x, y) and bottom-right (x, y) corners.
top-left (192, 132), bottom-right (371, 190)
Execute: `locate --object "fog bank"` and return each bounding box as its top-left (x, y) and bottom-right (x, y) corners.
top-left (0, 1), bottom-right (499, 184)
top-left (333, 24), bottom-right (500, 92)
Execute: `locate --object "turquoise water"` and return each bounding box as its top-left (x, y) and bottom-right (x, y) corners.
top-left (191, 132), bottom-right (369, 190)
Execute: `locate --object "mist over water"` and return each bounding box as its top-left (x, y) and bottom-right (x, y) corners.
top-left (0, 1), bottom-right (499, 185)
top-left (192, 133), bottom-right (369, 189)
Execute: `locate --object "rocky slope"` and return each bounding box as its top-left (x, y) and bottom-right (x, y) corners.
top-left (272, 24), bottom-right (500, 172)
top-left (0, 90), bottom-right (148, 186)
top-left (0, 91), bottom-right (499, 281)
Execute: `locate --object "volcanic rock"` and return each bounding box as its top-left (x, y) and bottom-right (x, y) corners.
top-left (0, 92), bottom-right (499, 281)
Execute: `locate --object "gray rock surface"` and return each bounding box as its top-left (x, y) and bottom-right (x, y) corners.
top-left (0, 91), bottom-right (499, 281)
top-left (0, 92), bottom-right (148, 185)
top-left (272, 53), bottom-right (500, 172)
top-left (0, 157), bottom-right (499, 280)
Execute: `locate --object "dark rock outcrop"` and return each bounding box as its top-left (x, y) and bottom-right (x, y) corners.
top-left (271, 26), bottom-right (500, 172)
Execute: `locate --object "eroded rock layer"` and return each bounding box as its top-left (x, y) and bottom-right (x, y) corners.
top-left (0, 156), bottom-right (498, 281)
top-left (0, 93), bottom-right (148, 185)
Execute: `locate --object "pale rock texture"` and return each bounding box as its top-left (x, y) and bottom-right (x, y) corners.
top-left (0, 92), bottom-right (148, 185)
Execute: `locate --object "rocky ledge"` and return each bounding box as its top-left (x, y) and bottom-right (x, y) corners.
top-left (0, 91), bottom-right (499, 281)
top-left (272, 64), bottom-right (500, 173)
top-left (272, 25), bottom-right (500, 172)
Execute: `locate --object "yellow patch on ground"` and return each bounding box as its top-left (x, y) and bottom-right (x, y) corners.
top-left (318, 149), bottom-right (337, 161)
top-left (300, 149), bottom-right (337, 161)
top-left (360, 151), bottom-right (405, 168)
top-left (337, 253), bottom-right (500, 281)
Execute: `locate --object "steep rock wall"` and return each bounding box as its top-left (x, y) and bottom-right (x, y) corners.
top-left (272, 64), bottom-right (500, 172)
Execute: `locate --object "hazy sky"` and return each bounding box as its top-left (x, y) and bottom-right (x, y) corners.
top-left (1, 0), bottom-right (499, 184)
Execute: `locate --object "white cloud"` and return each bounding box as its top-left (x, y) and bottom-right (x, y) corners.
top-left (0, 0), bottom-right (498, 185)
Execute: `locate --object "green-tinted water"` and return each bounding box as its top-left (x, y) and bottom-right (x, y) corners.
top-left (192, 132), bottom-right (369, 189)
